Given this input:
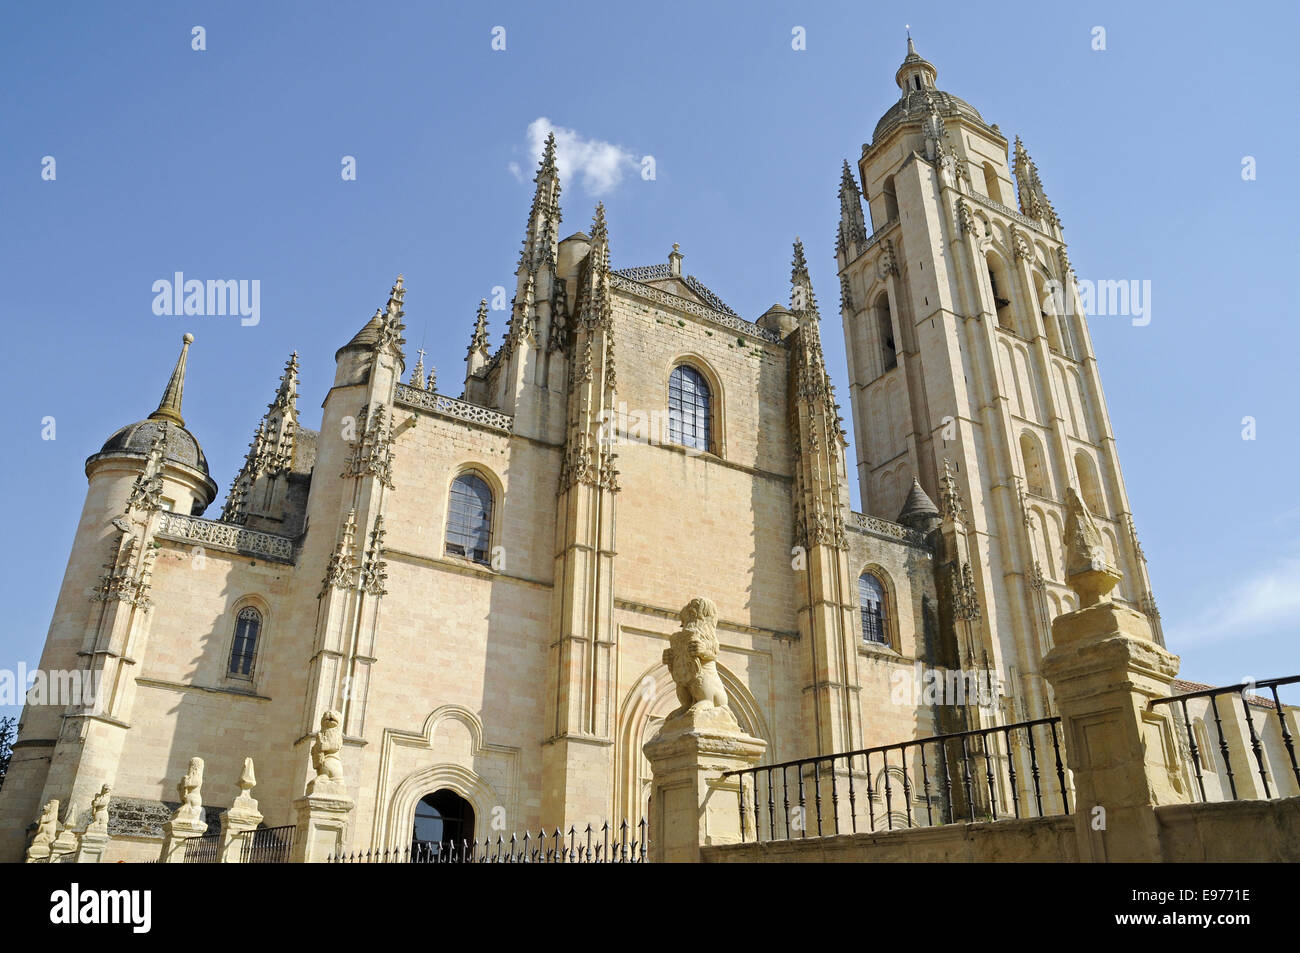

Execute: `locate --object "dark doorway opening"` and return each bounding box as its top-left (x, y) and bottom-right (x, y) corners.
top-left (413, 789), bottom-right (475, 858)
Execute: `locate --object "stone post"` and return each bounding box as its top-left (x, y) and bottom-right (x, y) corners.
top-left (219, 758), bottom-right (263, 863)
top-left (292, 710), bottom-right (355, 862)
top-left (1040, 489), bottom-right (1190, 862)
top-left (643, 708), bottom-right (766, 862)
top-left (642, 598), bottom-right (768, 863)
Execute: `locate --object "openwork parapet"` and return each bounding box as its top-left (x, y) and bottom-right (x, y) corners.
top-left (394, 384), bottom-right (514, 434)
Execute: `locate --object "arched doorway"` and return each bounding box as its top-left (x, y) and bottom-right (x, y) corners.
top-left (413, 789), bottom-right (475, 858)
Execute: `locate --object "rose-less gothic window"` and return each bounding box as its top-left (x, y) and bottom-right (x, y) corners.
top-left (668, 364), bottom-right (711, 453)
top-left (859, 573), bottom-right (890, 645)
top-left (228, 606), bottom-right (262, 677)
top-left (445, 473), bottom-right (493, 564)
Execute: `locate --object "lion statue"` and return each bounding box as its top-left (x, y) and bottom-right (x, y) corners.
top-left (662, 597), bottom-right (730, 719)
top-left (175, 757), bottom-right (204, 823)
top-left (32, 800), bottom-right (59, 850)
top-left (308, 709), bottom-right (345, 794)
top-left (89, 784), bottom-right (112, 834)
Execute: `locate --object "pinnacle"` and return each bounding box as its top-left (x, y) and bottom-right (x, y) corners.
top-left (148, 333), bottom-right (194, 428)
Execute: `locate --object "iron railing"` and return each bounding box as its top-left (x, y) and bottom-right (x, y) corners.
top-left (328, 820), bottom-right (647, 863)
top-left (182, 832), bottom-right (221, 863)
top-left (1149, 675), bottom-right (1300, 803)
top-left (725, 717), bottom-right (1071, 843)
top-left (240, 824), bottom-right (295, 864)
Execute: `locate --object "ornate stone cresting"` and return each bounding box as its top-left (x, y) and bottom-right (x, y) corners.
top-left (1063, 486), bottom-right (1122, 607)
top-left (307, 709), bottom-right (346, 797)
top-left (394, 384), bottom-right (514, 433)
top-left (156, 511), bottom-right (295, 563)
top-left (662, 597), bottom-right (733, 726)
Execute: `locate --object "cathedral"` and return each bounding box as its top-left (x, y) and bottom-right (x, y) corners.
top-left (0, 40), bottom-right (1164, 861)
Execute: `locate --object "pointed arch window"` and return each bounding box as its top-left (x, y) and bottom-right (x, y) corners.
top-left (859, 573), bottom-right (890, 645)
top-left (228, 606), bottom-right (262, 677)
top-left (445, 472), bottom-right (493, 565)
top-left (668, 364), bottom-right (712, 453)
top-left (875, 296), bottom-right (897, 372)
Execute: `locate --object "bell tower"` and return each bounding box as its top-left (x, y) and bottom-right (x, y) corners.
top-left (836, 39), bottom-right (1162, 725)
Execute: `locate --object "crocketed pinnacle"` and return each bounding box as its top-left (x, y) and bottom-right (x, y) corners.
top-left (149, 333), bottom-right (194, 427)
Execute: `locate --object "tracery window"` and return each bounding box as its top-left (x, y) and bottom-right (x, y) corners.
top-left (445, 472), bottom-right (493, 564)
top-left (668, 364), bottom-right (712, 453)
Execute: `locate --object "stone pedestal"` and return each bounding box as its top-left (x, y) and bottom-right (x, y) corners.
top-left (292, 793), bottom-right (354, 863)
top-left (1042, 600), bottom-right (1189, 862)
top-left (160, 817), bottom-right (208, 863)
top-left (643, 707), bottom-right (766, 863)
top-left (76, 831), bottom-right (110, 863)
top-left (24, 843), bottom-right (51, 864)
top-left (49, 829), bottom-right (79, 864)
top-left (220, 801), bottom-right (263, 863)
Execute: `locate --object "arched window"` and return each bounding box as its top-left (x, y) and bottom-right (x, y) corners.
top-left (1034, 274), bottom-right (1065, 354)
top-left (982, 162), bottom-right (1003, 204)
top-left (882, 175), bottom-right (899, 222)
top-left (228, 606), bottom-right (261, 677)
top-left (413, 789), bottom-right (475, 858)
top-left (1075, 451), bottom-right (1106, 516)
top-left (875, 296), bottom-right (897, 372)
top-left (859, 573), bottom-right (890, 645)
top-left (445, 472), bottom-right (493, 564)
top-left (987, 254), bottom-right (1015, 331)
top-left (668, 364), bottom-right (712, 453)
top-left (1020, 433), bottom-right (1048, 496)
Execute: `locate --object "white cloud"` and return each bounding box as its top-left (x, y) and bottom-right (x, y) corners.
top-left (1171, 554), bottom-right (1300, 646)
top-left (513, 117), bottom-right (637, 196)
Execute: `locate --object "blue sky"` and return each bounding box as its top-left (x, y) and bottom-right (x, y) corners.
top-left (2, 0), bottom-right (1296, 722)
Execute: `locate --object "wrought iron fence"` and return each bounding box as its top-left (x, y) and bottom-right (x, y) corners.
top-left (724, 717), bottom-right (1072, 843)
top-left (240, 824), bottom-right (295, 863)
top-left (182, 832), bottom-right (221, 863)
top-left (1149, 675), bottom-right (1300, 803)
top-left (328, 819), bottom-right (647, 863)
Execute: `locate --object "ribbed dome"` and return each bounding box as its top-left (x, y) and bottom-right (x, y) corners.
top-left (98, 418), bottom-right (210, 475)
top-left (873, 87), bottom-right (987, 145)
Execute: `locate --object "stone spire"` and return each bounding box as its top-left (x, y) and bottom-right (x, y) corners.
top-left (469, 299), bottom-right (490, 354)
top-left (837, 161), bottom-right (867, 260)
top-left (1013, 136), bottom-right (1059, 228)
top-left (409, 348), bottom-right (426, 388)
top-left (149, 333), bottom-right (194, 427)
top-left (896, 478), bottom-right (941, 534)
top-left (220, 351), bottom-right (300, 524)
top-left (790, 238), bottom-right (819, 316)
top-left (518, 132), bottom-right (563, 280)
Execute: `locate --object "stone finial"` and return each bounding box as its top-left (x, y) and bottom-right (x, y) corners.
top-left (149, 333), bottom-right (194, 427)
top-left (228, 756), bottom-right (262, 823)
top-left (1064, 486), bottom-right (1122, 607)
top-left (668, 242), bottom-right (683, 276)
top-left (174, 756), bottom-right (205, 824)
top-left (307, 709), bottom-right (347, 797)
top-left (239, 757), bottom-right (256, 795)
top-left (409, 348), bottom-right (426, 388)
top-left (88, 784), bottom-right (112, 834)
top-left (661, 598), bottom-right (735, 729)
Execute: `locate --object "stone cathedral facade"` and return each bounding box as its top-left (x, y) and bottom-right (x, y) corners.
top-left (0, 41), bottom-right (1163, 861)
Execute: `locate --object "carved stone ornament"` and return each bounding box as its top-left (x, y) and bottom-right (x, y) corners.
top-left (1063, 486), bottom-right (1122, 607)
top-left (661, 598), bottom-right (735, 727)
top-left (174, 757), bottom-right (205, 824)
top-left (307, 709), bottom-right (347, 797)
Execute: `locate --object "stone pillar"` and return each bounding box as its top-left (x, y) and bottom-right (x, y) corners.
top-left (643, 707), bottom-right (766, 863)
top-left (1040, 488), bottom-right (1189, 862)
top-left (49, 826), bottom-right (79, 863)
top-left (219, 758), bottom-right (263, 863)
top-left (76, 831), bottom-right (109, 863)
top-left (292, 794), bottom-right (354, 863)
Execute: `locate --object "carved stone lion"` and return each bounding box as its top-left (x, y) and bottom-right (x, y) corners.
top-left (88, 784), bottom-right (112, 834)
top-left (175, 757), bottom-right (204, 823)
top-left (662, 597), bottom-right (730, 719)
top-left (308, 709), bottom-right (345, 795)
top-left (32, 799), bottom-right (59, 850)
